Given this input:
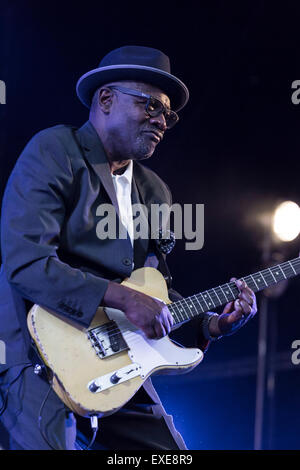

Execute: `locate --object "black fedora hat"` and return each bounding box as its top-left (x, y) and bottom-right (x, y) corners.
top-left (76, 45), bottom-right (189, 112)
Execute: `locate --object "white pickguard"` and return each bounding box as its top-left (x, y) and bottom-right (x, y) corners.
top-left (105, 307), bottom-right (203, 379)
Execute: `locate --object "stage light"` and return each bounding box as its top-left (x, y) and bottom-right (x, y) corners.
top-left (272, 201), bottom-right (300, 242)
top-left (255, 199), bottom-right (300, 450)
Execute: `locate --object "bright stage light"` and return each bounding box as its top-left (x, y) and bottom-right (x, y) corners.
top-left (272, 201), bottom-right (300, 242)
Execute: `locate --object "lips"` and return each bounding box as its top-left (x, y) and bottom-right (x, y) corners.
top-left (143, 130), bottom-right (162, 142)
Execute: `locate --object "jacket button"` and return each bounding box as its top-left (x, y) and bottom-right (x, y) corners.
top-left (122, 257), bottom-right (132, 266)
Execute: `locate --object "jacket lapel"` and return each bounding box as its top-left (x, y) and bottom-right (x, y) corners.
top-left (75, 121), bottom-right (120, 216)
top-left (75, 121), bottom-right (169, 269)
top-left (131, 176), bottom-right (150, 268)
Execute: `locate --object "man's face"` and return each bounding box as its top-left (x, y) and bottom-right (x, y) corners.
top-left (105, 81), bottom-right (171, 161)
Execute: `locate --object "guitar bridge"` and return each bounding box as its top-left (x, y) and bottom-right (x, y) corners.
top-left (87, 321), bottom-right (128, 358)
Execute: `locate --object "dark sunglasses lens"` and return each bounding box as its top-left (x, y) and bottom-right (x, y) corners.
top-left (147, 98), bottom-right (163, 116)
top-left (165, 112), bottom-right (179, 129)
top-left (147, 98), bottom-right (179, 129)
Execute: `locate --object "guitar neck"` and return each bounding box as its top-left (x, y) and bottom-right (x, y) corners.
top-left (169, 257), bottom-right (300, 326)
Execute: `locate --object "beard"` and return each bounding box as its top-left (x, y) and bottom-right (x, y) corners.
top-left (107, 125), bottom-right (160, 162)
top-left (132, 132), bottom-right (158, 160)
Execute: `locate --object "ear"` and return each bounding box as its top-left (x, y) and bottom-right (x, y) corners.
top-left (97, 87), bottom-right (114, 113)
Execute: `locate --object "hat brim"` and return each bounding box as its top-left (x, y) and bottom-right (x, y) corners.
top-left (76, 64), bottom-right (189, 112)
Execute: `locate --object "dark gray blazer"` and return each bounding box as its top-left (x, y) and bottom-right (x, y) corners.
top-left (0, 121), bottom-right (208, 381)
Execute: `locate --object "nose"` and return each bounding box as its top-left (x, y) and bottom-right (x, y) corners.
top-left (148, 113), bottom-right (167, 132)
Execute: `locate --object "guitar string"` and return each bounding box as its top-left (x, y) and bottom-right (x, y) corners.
top-left (87, 258), bottom-right (300, 343)
top-left (89, 258), bottom-right (300, 341)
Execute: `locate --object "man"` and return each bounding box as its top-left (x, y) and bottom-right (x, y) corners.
top-left (0, 45), bottom-right (257, 450)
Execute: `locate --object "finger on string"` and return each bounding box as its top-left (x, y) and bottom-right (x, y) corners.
top-left (223, 301), bottom-right (234, 314)
top-left (235, 279), bottom-right (247, 291)
top-left (239, 293), bottom-right (254, 306)
top-left (238, 299), bottom-right (252, 315)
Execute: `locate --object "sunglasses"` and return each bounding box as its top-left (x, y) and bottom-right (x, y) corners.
top-left (107, 85), bottom-right (179, 129)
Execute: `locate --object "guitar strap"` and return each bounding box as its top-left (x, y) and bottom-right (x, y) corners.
top-left (131, 175), bottom-right (173, 289)
top-left (157, 252), bottom-right (173, 289)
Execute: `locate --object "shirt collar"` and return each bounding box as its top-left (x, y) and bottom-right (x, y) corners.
top-left (112, 160), bottom-right (133, 184)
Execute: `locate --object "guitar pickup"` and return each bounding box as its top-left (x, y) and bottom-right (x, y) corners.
top-left (87, 321), bottom-right (128, 358)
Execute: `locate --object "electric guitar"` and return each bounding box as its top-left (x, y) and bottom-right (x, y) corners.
top-left (27, 258), bottom-right (300, 417)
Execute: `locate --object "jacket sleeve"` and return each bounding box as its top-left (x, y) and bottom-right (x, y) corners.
top-left (0, 129), bottom-right (109, 327)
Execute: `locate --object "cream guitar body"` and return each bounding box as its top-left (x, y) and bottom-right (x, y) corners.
top-left (28, 257), bottom-right (300, 418)
top-left (27, 267), bottom-right (203, 418)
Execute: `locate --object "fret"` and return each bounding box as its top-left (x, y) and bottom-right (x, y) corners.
top-left (270, 265), bottom-right (286, 282)
top-left (219, 286), bottom-right (230, 302)
top-left (224, 282), bottom-right (239, 301)
top-left (211, 288), bottom-right (222, 306)
top-left (226, 282), bottom-right (235, 299)
top-left (247, 275), bottom-right (261, 291)
top-left (206, 288), bottom-right (221, 308)
top-left (241, 276), bottom-right (250, 288)
top-left (292, 259), bottom-right (300, 274)
top-left (169, 303), bottom-right (184, 324)
top-left (171, 295), bottom-right (205, 325)
top-left (232, 282), bottom-right (240, 300)
top-left (214, 286), bottom-right (229, 304)
top-left (257, 271), bottom-right (268, 287)
top-left (169, 257), bottom-right (300, 329)
top-left (182, 298), bottom-right (197, 318)
top-left (278, 264), bottom-right (287, 280)
top-left (203, 291), bottom-right (215, 309)
top-left (192, 294), bottom-right (205, 313)
top-left (189, 297), bottom-right (201, 316)
top-left (194, 294), bottom-right (208, 313)
top-left (177, 300), bottom-right (190, 323)
top-left (288, 260), bottom-right (297, 275)
top-left (168, 303), bottom-right (179, 323)
top-left (268, 268), bottom-right (277, 283)
top-left (260, 268), bottom-right (275, 286)
top-left (280, 263), bottom-right (294, 279)
top-left (177, 299), bottom-right (191, 322)
top-left (249, 274), bottom-right (259, 290)
top-left (199, 292), bottom-right (210, 310)
top-left (241, 276), bottom-right (252, 292)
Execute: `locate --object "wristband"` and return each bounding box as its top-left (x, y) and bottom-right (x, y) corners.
top-left (202, 313), bottom-right (223, 341)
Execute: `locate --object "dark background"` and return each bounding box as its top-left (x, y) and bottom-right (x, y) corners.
top-left (1, 0), bottom-right (300, 450)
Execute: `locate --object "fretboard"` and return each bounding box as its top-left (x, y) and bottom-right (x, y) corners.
top-left (169, 257), bottom-right (300, 326)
